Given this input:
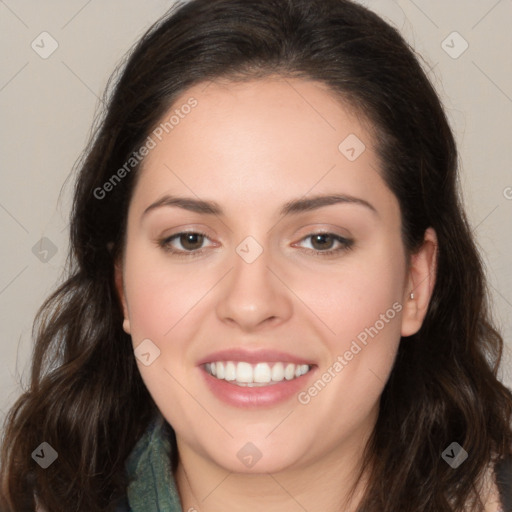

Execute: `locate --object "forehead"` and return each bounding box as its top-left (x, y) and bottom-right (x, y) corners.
top-left (130, 76), bottom-right (393, 218)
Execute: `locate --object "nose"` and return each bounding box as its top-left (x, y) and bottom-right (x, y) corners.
top-left (215, 243), bottom-right (294, 332)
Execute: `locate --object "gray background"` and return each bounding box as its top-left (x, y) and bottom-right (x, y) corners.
top-left (1, 0), bottom-right (511, 425)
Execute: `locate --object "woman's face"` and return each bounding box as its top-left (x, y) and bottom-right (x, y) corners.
top-left (116, 77), bottom-right (434, 474)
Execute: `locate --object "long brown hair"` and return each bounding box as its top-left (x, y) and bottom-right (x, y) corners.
top-left (1, 0), bottom-right (511, 510)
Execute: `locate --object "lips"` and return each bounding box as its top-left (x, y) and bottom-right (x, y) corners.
top-left (196, 348), bottom-right (315, 366)
top-left (197, 348), bottom-right (317, 408)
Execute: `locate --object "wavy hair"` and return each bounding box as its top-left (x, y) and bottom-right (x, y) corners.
top-left (1, 0), bottom-right (511, 510)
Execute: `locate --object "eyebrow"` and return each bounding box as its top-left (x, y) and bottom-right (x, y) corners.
top-left (142, 193), bottom-right (378, 219)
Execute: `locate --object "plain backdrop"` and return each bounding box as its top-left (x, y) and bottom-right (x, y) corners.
top-left (1, 0), bottom-right (511, 427)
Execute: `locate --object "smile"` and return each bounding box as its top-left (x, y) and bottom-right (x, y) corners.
top-left (204, 361), bottom-right (312, 386)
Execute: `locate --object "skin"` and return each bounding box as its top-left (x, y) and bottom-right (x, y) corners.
top-left (115, 76), bottom-right (438, 512)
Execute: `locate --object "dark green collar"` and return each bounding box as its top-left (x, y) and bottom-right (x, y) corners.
top-left (125, 414), bottom-right (183, 512)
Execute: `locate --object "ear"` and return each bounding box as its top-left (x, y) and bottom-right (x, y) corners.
top-left (400, 227), bottom-right (438, 337)
top-left (114, 258), bottom-right (131, 335)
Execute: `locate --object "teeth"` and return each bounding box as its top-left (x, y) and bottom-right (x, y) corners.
top-left (237, 362), bottom-right (253, 383)
top-left (284, 363), bottom-right (295, 380)
top-left (271, 362), bottom-right (284, 381)
top-left (216, 361), bottom-right (225, 379)
top-left (204, 361), bottom-right (311, 386)
top-left (225, 361), bottom-right (236, 381)
top-left (254, 363), bottom-right (271, 383)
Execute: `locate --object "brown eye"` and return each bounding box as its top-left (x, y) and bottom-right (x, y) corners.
top-left (310, 234), bottom-right (336, 251)
top-left (295, 232), bottom-right (354, 256)
top-left (159, 231), bottom-right (212, 255)
top-left (178, 233), bottom-right (205, 251)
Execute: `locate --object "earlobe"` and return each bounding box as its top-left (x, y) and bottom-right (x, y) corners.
top-left (400, 227), bottom-right (438, 337)
top-left (122, 317), bottom-right (131, 334)
top-left (114, 260), bottom-right (131, 334)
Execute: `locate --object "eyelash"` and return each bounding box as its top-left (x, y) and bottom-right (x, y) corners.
top-left (157, 231), bottom-right (354, 258)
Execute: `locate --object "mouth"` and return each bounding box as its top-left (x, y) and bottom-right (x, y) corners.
top-left (203, 361), bottom-right (313, 387)
top-left (197, 348), bottom-right (317, 407)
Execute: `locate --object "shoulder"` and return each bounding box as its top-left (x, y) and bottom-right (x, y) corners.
top-left (481, 485), bottom-right (502, 512)
top-left (35, 499), bottom-right (48, 512)
top-left (478, 456), bottom-right (511, 512)
top-left (36, 498), bottom-right (132, 512)
top-left (481, 484), bottom-right (503, 512)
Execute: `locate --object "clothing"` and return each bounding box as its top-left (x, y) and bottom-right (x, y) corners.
top-left (116, 414), bottom-right (511, 512)
top-left (115, 414), bottom-right (183, 512)
top-left (495, 455), bottom-right (512, 512)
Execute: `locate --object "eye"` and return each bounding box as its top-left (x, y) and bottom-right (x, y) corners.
top-left (294, 232), bottom-right (354, 256)
top-left (158, 231), bottom-right (214, 256)
top-left (157, 230), bottom-right (353, 258)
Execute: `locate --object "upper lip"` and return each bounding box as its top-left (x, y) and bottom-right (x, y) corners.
top-left (197, 348), bottom-right (315, 366)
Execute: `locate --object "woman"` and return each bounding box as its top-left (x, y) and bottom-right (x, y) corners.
top-left (1, 0), bottom-right (511, 510)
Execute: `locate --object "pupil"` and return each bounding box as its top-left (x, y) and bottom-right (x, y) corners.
top-left (182, 233), bottom-right (203, 250)
top-left (313, 234), bottom-right (332, 250)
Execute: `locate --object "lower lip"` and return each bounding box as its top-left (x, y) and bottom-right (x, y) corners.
top-left (200, 366), bottom-right (316, 408)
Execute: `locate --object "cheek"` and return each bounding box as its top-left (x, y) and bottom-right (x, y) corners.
top-left (295, 246), bottom-right (405, 428)
top-left (293, 241), bottom-right (405, 409)
top-left (122, 250), bottom-right (205, 421)
top-left (122, 245), bottom-right (230, 404)
top-left (123, 247), bottom-right (210, 342)
top-left (291, 241), bottom-right (406, 344)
